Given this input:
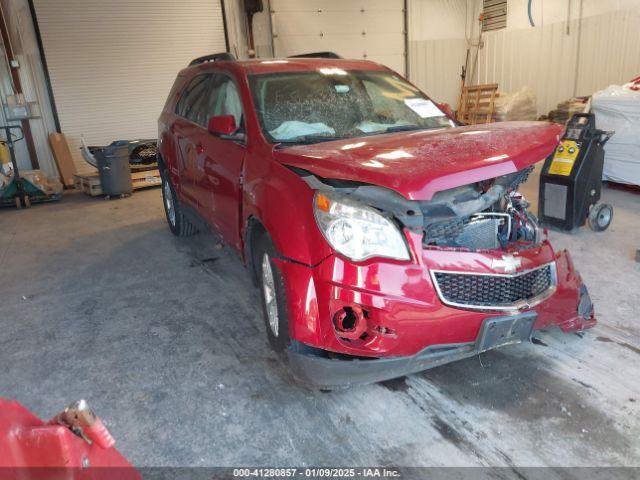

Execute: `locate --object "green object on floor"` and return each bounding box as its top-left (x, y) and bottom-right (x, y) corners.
top-left (0, 172), bottom-right (62, 207)
top-left (0, 124), bottom-right (62, 208)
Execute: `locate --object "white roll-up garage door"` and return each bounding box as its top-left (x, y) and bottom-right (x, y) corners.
top-left (32, 0), bottom-right (227, 174)
top-left (270, 0), bottom-right (406, 75)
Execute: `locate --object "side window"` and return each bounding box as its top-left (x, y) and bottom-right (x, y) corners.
top-left (175, 74), bottom-right (211, 126)
top-left (205, 75), bottom-right (244, 129)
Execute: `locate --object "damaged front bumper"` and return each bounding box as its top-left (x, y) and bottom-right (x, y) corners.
top-left (277, 240), bottom-right (596, 388)
top-left (288, 312), bottom-right (538, 388)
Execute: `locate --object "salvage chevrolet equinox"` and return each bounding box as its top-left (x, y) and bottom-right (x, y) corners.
top-left (158, 53), bottom-right (596, 388)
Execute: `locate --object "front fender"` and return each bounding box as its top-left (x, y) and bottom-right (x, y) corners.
top-left (242, 160), bottom-right (332, 266)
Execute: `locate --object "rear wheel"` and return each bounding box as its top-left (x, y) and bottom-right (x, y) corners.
top-left (588, 203), bottom-right (613, 232)
top-left (161, 172), bottom-right (197, 237)
top-left (255, 233), bottom-right (291, 353)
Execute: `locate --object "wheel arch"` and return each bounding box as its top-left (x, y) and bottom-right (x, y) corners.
top-left (244, 216), bottom-right (268, 287)
top-left (241, 161), bottom-right (333, 271)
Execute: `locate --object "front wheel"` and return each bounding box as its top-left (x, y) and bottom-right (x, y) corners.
top-left (161, 172), bottom-right (197, 237)
top-left (256, 234), bottom-right (291, 353)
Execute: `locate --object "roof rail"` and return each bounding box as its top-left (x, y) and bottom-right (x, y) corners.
top-left (288, 51), bottom-right (342, 59)
top-left (189, 52), bottom-right (236, 67)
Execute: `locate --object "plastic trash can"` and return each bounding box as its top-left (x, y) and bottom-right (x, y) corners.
top-left (93, 141), bottom-right (133, 197)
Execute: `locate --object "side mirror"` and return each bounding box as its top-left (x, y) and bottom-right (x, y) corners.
top-left (208, 115), bottom-right (237, 136)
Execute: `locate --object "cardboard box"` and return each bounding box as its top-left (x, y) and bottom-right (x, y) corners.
top-left (48, 133), bottom-right (76, 188)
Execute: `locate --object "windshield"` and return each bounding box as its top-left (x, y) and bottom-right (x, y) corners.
top-left (249, 69), bottom-right (455, 144)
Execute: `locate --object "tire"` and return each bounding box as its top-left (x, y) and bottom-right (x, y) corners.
top-left (255, 233), bottom-right (291, 353)
top-left (161, 171), bottom-right (197, 237)
top-left (588, 203), bottom-right (613, 232)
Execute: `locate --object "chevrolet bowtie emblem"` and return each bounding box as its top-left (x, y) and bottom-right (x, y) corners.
top-left (491, 255), bottom-right (522, 273)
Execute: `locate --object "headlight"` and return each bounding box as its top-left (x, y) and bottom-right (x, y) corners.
top-left (313, 192), bottom-right (410, 262)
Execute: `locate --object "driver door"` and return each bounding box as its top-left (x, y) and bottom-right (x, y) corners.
top-left (195, 73), bottom-right (246, 250)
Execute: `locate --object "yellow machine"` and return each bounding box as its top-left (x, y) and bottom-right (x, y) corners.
top-left (539, 113), bottom-right (614, 232)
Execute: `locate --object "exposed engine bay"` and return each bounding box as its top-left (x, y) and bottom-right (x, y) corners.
top-left (419, 166), bottom-right (542, 250)
top-left (293, 164), bottom-right (543, 252)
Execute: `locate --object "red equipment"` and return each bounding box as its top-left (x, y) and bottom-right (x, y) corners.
top-left (0, 397), bottom-right (140, 480)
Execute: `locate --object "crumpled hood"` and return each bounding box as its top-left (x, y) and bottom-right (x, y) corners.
top-left (274, 121), bottom-right (563, 200)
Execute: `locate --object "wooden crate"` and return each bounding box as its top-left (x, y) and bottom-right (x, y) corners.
top-left (74, 167), bottom-right (161, 197)
top-left (131, 167), bottom-right (162, 190)
top-left (73, 172), bottom-right (102, 196)
top-left (457, 83), bottom-right (499, 125)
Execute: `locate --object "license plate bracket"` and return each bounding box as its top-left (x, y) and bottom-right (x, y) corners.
top-left (477, 312), bottom-right (537, 353)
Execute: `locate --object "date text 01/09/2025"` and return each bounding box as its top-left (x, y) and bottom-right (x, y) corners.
top-left (232, 468), bottom-right (401, 478)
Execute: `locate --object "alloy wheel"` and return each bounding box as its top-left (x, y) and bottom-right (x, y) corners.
top-left (261, 253), bottom-right (279, 337)
top-left (163, 179), bottom-right (176, 226)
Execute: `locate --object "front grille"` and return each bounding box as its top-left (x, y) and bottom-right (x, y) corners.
top-left (431, 263), bottom-right (555, 310)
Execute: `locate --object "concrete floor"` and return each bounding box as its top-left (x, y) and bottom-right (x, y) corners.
top-left (0, 176), bottom-right (639, 470)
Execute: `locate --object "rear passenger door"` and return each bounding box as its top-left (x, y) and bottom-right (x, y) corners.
top-left (173, 74), bottom-right (212, 210)
top-left (195, 73), bottom-right (246, 249)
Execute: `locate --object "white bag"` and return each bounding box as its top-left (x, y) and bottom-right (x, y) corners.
top-left (591, 82), bottom-right (640, 186)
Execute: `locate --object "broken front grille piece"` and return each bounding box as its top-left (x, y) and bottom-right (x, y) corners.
top-left (430, 263), bottom-right (556, 310)
top-left (423, 218), bottom-right (468, 243)
top-left (424, 213), bottom-right (511, 250)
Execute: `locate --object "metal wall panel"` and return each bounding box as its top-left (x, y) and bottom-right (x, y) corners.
top-left (270, 0), bottom-right (406, 75)
top-left (408, 38), bottom-right (467, 107)
top-left (406, 0), bottom-right (467, 108)
top-left (407, 2), bottom-right (640, 116)
top-left (473, 8), bottom-right (640, 116)
top-left (32, 0), bottom-right (227, 174)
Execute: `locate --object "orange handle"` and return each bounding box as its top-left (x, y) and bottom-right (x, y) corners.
top-left (84, 416), bottom-right (115, 449)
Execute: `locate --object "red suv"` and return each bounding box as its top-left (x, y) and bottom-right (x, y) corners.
top-left (158, 53), bottom-right (596, 388)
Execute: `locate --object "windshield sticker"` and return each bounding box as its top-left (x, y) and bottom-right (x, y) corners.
top-left (404, 98), bottom-right (443, 118)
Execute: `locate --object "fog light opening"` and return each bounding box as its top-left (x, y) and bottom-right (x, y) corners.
top-left (333, 306), bottom-right (367, 340)
top-left (340, 307), bottom-right (357, 330)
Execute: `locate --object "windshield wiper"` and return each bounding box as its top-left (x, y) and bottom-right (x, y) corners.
top-left (358, 124), bottom-right (423, 137)
top-left (383, 124), bottom-right (423, 133)
top-left (363, 124), bottom-right (452, 137)
top-left (275, 135), bottom-right (346, 147)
